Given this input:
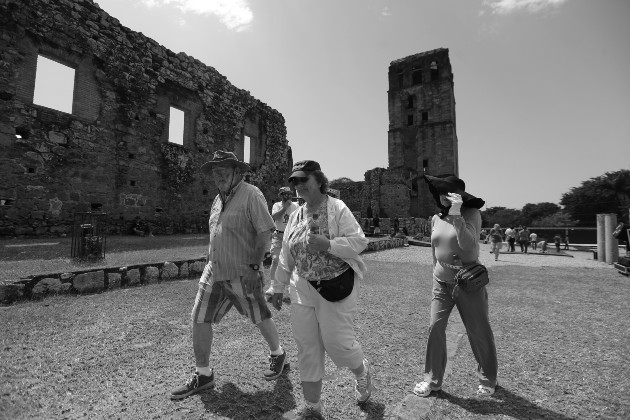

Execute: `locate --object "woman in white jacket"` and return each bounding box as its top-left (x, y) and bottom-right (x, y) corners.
top-left (270, 160), bottom-right (373, 419)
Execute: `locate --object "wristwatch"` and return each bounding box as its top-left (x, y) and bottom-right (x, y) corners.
top-left (249, 263), bottom-right (260, 271)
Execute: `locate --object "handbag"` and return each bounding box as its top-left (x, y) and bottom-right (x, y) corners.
top-left (309, 267), bottom-right (354, 302)
top-left (454, 263), bottom-right (489, 293)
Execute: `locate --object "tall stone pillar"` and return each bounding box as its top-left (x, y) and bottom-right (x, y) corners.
top-left (596, 214), bottom-right (606, 262)
top-left (604, 213), bottom-right (619, 264)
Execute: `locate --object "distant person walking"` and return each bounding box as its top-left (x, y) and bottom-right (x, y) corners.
top-left (170, 151), bottom-right (287, 401)
top-left (518, 227), bottom-right (530, 253)
top-left (489, 224), bottom-right (503, 261)
top-left (372, 215), bottom-right (381, 235)
top-left (266, 186), bottom-right (299, 297)
top-left (563, 235), bottom-right (570, 250)
top-left (553, 233), bottom-right (562, 253)
top-left (414, 174), bottom-right (498, 398)
top-left (529, 231), bottom-right (538, 250)
top-left (505, 226), bottom-right (516, 252)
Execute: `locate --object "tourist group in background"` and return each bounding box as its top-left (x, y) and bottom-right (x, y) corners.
top-left (169, 150), bottom-right (504, 419)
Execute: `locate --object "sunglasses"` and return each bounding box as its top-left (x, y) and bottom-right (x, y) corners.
top-left (289, 176), bottom-right (309, 185)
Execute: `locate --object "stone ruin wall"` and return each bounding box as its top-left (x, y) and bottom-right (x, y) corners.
top-left (333, 49), bottom-right (458, 224)
top-left (0, 0), bottom-right (292, 237)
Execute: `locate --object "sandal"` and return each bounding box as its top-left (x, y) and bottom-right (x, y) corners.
top-left (477, 384), bottom-right (495, 396)
top-left (412, 381), bottom-right (440, 397)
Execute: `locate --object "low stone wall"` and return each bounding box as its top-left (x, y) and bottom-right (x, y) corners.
top-left (0, 257), bottom-right (206, 304)
top-left (1, 237), bottom-right (409, 305)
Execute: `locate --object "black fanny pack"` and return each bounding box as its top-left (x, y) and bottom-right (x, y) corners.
top-left (308, 267), bottom-right (354, 302)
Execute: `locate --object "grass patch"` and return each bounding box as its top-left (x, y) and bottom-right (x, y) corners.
top-left (0, 250), bottom-right (628, 419)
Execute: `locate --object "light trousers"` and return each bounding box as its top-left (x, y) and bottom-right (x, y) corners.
top-left (290, 278), bottom-right (364, 382)
top-left (424, 278), bottom-right (498, 388)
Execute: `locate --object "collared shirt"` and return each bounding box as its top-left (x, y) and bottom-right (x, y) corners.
top-left (272, 200), bottom-right (298, 232)
top-left (205, 180), bottom-right (275, 283)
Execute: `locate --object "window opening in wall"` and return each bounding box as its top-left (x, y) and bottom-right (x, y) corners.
top-left (91, 203), bottom-right (103, 211)
top-left (244, 135), bottom-right (251, 164)
top-left (155, 208), bottom-right (163, 213)
top-left (423, 159), bottom-right (429, 169)
top-left (202, 189), bottom-right (208, 195)
top-left (15, 126), bottom-right (29, 139)
top-left (397, 69), bottom-right (404, 88)
top-left (407, 96), bottom-right (414, 109)
top-left (412, 67), bottom-right (422, 85)
top-left (430, 61), bottom-right (439, 81)
top-left (0, 199), bottom-right (15, 206)
top-left (407, 115), bottom-right (414, 126)
top-left (33, 55), bottom-right (75, 114)
top-left (129, 180), bottom-right (137, 186)
top-left (168, 106), bottom-right (185, 145)
top-left (128, 153), bottom-right (136, 159)
top-left (27, 167), bottom-right (36, 174)
top-left (422, 111), bottom-right (428, 122)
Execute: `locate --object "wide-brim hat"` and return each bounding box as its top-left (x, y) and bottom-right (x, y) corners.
top-left (423, 174), bottom-right (485, 209)
top-left (278, 186), bottom-right (292, 195)
top-left (288, 160), bottom-right (321, 181)
top-left (200, 150), bottom-right (250, 173)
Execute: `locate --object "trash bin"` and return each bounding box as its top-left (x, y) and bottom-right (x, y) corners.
top-left (71, 212), bottom-right (107, 259)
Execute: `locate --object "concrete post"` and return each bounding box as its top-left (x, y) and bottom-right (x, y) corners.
top-left (596, 214), bottom-right (606, 262)
top-left (604, 213), bottom-right (619, 264)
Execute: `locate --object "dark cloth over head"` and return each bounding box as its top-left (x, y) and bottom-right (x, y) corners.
top-left (423, 174), bottom-right (485, 218)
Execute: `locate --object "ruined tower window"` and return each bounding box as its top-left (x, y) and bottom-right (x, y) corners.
top-left (430, 61), bottom-right (439, 81)
top-left (407, 115), bottom-right (414, 126)
top-left (202, 189), bottom-right (208, 195)
top-left (155, 208), bottom-right (163, 213)
top-left (27, 167), bottom-right (36, 174)
top-left (422, 111), bottom-right (429, 122)
top-left (407, 96), bottom-right (414, 109)
top-left (0, 199), bottom-right (15, 206)
top-left (128, 153), bottom-right (136, 159)
top-left (33, 55), bottom-right (75, 114)
top-left (397, 69), bottom-right (404, 88)
top-left (244, 135), bottom-right (251, 163)
top-left (412, 67), bottom-right (423, 85)
top-left (423, 159), bottom-right (429, 169)
top-left (129, 180), bottom-right (137, 187)
top-left (91, 203), bottom-right (103, 211)
top-left (168, 106), bottom-right (185, 146)
top-left (15, 126), bottom-right (29, 139)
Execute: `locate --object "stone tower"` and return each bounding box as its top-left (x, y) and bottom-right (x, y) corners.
top-left (387, 48), bottom-right (458, 217)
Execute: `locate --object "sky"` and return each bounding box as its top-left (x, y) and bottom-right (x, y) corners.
top-left (37, 0), bottom-right (630, 209)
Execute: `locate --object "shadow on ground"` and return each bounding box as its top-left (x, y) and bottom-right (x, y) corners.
top-left (439, 386), bottom-right (576, 420)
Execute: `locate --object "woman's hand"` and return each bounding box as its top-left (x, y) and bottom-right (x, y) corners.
top-left (445, 193), bottom-right (463, 215)
top-left (307, 233), bottom-right (330, 252)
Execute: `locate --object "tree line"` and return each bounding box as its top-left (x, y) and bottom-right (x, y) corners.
top-left (482, 169), bottom-right (630, 228)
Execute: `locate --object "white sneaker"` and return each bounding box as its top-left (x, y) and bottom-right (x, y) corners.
top-left (355, 359), bottom-right (375, 404)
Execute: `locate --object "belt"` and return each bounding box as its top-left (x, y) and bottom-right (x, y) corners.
top-left (439, 261), bottom-right (463, 270)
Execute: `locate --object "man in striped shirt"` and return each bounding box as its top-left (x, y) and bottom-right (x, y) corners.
top-left (171, 150), bottom-right (287, 401)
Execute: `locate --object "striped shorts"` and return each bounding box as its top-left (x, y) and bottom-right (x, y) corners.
top-left (191, 264), bottom-right (272, 325)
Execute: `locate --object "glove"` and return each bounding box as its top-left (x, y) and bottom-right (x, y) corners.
top-left (447, 193), bottom-right (463, 216)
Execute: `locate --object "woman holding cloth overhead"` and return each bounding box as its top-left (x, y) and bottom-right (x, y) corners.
top-left (270, 160), bottom-right (373, 420)
top-left (413, 174), bottom-right (498, 398)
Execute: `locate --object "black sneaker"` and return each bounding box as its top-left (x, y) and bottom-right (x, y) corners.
top-left (170, 371), bottom-right (215, 400)
top-left (263, 350), bottom-right (287, 381)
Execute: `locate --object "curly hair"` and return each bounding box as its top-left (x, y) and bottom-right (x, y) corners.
top-left (311, 170), bottom-right (329, 194)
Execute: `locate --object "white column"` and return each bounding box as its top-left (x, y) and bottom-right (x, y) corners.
top-left (596, 214), bottom-right (606, 262)
top-left (604, 213), bottom-right (619, 264)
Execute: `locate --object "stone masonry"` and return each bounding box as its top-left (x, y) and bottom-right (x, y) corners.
top-left (0, 0), bottom-right (292, 237)
top-left (333, 48), bottom-right (458, 220)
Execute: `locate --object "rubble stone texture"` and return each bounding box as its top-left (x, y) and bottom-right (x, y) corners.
top-left (0, 0), bottom-right (292, 237)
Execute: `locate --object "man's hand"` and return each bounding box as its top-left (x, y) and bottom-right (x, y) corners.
top-left (446, 193), bottom-right (463, 216)
top-left (270, 293), bottom-right (284, 310)
top-left (242, 269), bottom-right (261, 295)
top-left (307, 233), bottom-right (330, 252)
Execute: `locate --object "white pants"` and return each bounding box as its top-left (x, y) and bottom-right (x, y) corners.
top-left (289, 275), bottom-right (364, 382)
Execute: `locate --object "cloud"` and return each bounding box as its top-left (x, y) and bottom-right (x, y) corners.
top-left (483, 0), bottom-right (569, 15)
top-left (139, 0), bottom-right (253, 31)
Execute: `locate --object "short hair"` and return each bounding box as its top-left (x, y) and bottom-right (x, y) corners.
top-left (311, 170), bottom-right (329, 194)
